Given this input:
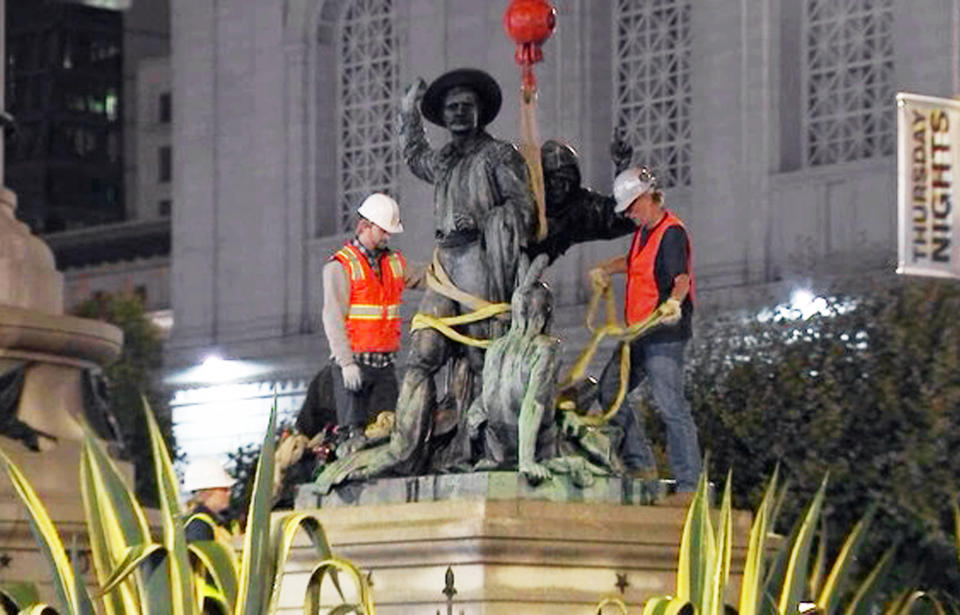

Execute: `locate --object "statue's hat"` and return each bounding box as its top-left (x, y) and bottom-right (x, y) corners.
top-left (421, 68), bottom-right (503, 128)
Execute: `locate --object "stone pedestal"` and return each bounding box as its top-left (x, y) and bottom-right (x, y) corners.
top-left (279, 474), bottom-right (749, 614)
top-left (0, 164), bottom-right (126, 603)
top-left (0, 188), bottom-right (62, 313)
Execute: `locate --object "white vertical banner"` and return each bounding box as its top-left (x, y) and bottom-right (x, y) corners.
top-left (897, 92), bottom-right (960, 279)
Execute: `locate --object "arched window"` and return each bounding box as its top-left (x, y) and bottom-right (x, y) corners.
top-left (336, 0), bottom-right (399, 232)
top-left (613, 0), bottom-right (692, 188)
top-left (802, 0), bottom-right (895, 166)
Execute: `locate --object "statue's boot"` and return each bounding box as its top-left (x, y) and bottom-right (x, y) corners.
top-left (313, 368), bottom-right (437, 493)
top-left (314, 444), bottom-right (392, 494)
top-left (384, 367), bottom-right (436, 475)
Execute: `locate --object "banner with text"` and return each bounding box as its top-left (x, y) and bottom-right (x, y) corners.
top-left (897, 92), bottom-right (960, 278)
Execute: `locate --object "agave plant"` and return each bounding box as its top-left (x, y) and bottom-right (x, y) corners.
top-left (0, 398), bottom-right (375, 614)
top-left (642, 468), bottom-right (896, 615)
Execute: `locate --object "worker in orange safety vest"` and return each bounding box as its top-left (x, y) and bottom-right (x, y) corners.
top-left (320, 193), bottom-right (413, 430)
top-left (589, 166), bottom-right (701, 498)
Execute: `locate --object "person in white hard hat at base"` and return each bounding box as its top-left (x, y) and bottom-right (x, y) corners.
top-left (589, 166), bottom-right (701, 503)
top-left (182, 457), bottom-right (235, 542)
top-left (318, 193), bottom-right (417, 431)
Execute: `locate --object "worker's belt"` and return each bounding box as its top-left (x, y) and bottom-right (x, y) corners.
top-left (353, 351), bottom-right (395, 368)
top-left (435, 228), bottom-right (480, 248)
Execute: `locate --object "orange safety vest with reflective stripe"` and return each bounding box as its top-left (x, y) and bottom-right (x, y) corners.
top-left (332, 243), bottom-right (406, 353)
top-left (625, 210), bottom-right (695, 325)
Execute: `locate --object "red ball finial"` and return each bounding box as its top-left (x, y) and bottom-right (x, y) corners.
top-left (503, 0), bottom-right (557, 67)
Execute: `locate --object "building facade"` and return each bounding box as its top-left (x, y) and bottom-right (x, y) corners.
top-left (165, 0), bottom-right (960, 461)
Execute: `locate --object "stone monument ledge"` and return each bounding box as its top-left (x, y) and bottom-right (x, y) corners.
top-left (278, 473), bottom-right (747, 614)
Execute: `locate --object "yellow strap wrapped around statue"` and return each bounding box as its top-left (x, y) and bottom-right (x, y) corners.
top-left (410, 303), bottom-right (511, 349)
top-left (424, 249), bottom-right (511, 318)
top-left (560, 275), bottom-right (668, 426)
top-left (410, 249), bottom-right (511, 348)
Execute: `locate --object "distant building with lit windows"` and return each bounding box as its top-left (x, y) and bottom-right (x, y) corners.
top-left (5, 0), bottom-right (124, 232)
top-left (4, 0), bottom-right (172, 328)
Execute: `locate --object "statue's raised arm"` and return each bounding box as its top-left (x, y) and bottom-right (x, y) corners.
top-left (398, 77), bottom-right (436, 183)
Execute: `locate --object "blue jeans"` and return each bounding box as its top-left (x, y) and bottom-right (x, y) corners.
top-left (598, 339), bottom-right (701, 491)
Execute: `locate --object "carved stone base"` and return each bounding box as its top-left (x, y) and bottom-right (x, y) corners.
top-left (280, 474), bottom-right (748, 614)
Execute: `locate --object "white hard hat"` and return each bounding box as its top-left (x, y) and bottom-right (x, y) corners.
top-left (613, 166), bottom-right (659, 213)
top-left (357, 193), bottom-right (404, 234)
top-left (182, 458), bottom-right (234, 492)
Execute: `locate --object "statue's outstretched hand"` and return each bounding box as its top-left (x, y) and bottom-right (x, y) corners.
top-left (401, 78), bottom-right (427, 114)
top-left (610, 127), bottom-right (634, 175)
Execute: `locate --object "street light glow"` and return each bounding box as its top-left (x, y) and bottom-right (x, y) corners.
top-left (197, 354), bottom-right (235, 382)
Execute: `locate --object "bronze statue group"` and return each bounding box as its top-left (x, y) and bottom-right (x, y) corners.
top-left (294, 68), bottom-right (700, 505)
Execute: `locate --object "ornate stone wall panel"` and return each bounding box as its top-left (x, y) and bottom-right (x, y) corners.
top-left (801, 0), bottom-right (895, 167)
top-left (613, 0), bottom-right (692, 189)
top-left (335, 0), bottom-right (399, 232)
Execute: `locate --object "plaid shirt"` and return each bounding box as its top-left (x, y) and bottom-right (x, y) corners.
top-left (350, 237), bottom-right (389, 277)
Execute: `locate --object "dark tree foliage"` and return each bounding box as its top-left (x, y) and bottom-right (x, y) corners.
top-left (226, 442), bottom-right (261, 525)
top-left (660, 275), bottom-right (960, 596)
top-left (74, 293), bottom-right (176, 507)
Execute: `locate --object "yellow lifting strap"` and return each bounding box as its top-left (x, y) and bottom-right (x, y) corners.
top-left (409, 249), bottom-right (512, 348)
top-left (560, 277), bottom-right (668, 426)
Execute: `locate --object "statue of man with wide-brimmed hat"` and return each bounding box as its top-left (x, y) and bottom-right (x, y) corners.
top-left (393, 67), bottom-right (536, 470)
top-left (314, 68), bottom-right (536, 489)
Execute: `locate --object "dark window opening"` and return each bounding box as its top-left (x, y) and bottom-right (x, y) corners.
top-left (158, 92), bottom-right (171, 124)
top-left (158, 146), bottom-right (171, 183)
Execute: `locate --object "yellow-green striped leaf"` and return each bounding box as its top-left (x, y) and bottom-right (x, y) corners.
top-left (98, 543), bottom-right (166, 596)
top-left (844, 545), bottom-right (896, 615)
top-left (808, 515), bottom-right (827, 602)
top-left (884, 591), bottom-right (947, 615)
top-left (79, 427), bottom-right (152, 614)
top-left (143, 396), bottom-right (196, 615)
top-left (268, 513), bottom-right (338, 613)
top-left (778, 475), bottom-right (829, 615)
top-left (236, 399), bottom-right (279, 615)
top-left (642, 596), bottom-right (694, 615)
top-left (738, 467), bottom-right (778, 615)
top-left (707, 471), bottom-right (734, 615)
top-left (642, 595), bottom-right (674, 615)
top-left (68, 537), bottom-right (95, 615)
top-left (0, 581), bottom-right (41, 610)
top-left (0, 447), bottom-right (80, 614)
top-left (187, 540), bottom-right (239, 611)
top-left (677, 468), bottom-right (715, 607)
top-left (302, 558), bottom-right (375, 615)
top-left (595, 596), bottom-right (630, 614)
top-left (19, 604), bottom-right (60, 615)
top-left (953, 500), bottom-right (960, 575)
top-left (817, 503), bottom-right (877, 615)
